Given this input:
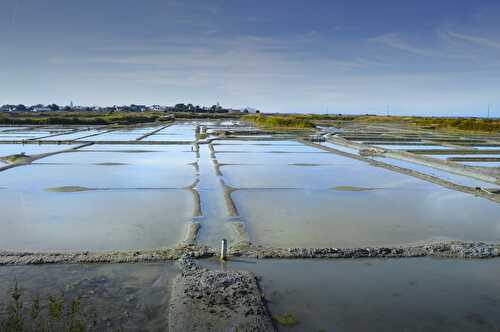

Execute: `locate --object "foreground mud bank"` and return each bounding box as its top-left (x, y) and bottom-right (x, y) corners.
top-left (169, 255), bottom-right (275, 331)
top-left (1, 241), bottom-right (499, 265)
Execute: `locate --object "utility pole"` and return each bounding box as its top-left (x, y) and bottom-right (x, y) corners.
top-left (487, 104), bottom-right (491, 118)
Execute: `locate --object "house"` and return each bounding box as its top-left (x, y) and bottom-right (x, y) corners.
top-left (150, 105), bottom-right (164, 111)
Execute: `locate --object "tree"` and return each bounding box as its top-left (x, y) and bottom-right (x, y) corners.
top-left (16, 104), bottom-right (27, 112)
top-left (174, 103), bottom-right (187, 112)
top-left (48, 104), bottom-right (60, 111)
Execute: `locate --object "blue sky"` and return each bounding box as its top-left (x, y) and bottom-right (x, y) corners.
top-left (1, 0), bottom-right (500, 115)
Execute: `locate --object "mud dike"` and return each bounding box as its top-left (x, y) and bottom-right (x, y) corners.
top-left (182, 141), bottom-right (251, 248)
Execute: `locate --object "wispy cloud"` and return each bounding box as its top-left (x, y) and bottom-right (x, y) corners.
top-left (368, 33), bottom-right (442, 57)
top-left (49, 32), bottom-right (367, 73)
top-left (447, 31), bottom-right (500, 49)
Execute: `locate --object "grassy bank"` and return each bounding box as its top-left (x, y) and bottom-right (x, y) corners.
top-left (0, 112), bottom-right (164, 126)
top-left (284, 114), bottom-right (357, 121)
top-left (354, 115), bottom-right (500, 133)
top-left (242, 115), bottom-right (315, 129)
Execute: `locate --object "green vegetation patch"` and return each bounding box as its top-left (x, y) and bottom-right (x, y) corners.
top-left (332, 186), bottom-right (379, 192)
top-left (354, 115), bottom-right (500, 133)
top-left (242, 115), bottom-right (315, 129)
top-left (272, 313), bottom-right (300, 326)
top-left (0, 154), bottom-right (31, 164)
top-left (1, 283), bottom-right (94, 332)
top-left (414, 117), bottom-right (500, 132)
top-left (45, 186), bottom-right (92, 192)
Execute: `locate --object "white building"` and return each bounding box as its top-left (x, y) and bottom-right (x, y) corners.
top-left (150, 105), bottom-right (164, 111)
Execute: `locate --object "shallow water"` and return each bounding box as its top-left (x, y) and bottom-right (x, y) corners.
top-left (79, 143), bottom-right (194, 152)
top-left (214, 140), bottom-right (307, 151)
top-left (1, 127), bottom-right (500, 253)
top-left (431, 154), bottom-right (499, 160)
top-left (0, 132), bottom-right (53, 140)
top-left (430, 154), bottom-right (500, 167)
top-left (38, 147), bottom-right (195, 168)
top-left (320, 142), bottom-right (360, 154)
top-left (42, 129), bottom-right (107, 141)
top-left (0, 144), bottom-right (78, 157)
top-left (195, 144), bottom-right (234, 246)
top-left (0, 143), bottom-right (196, 251)
top-left (13, 144), bottom-right (197, 188)
top-left (221, 163), bottom-right (434, 190)
top-left (87, 127), bottom-right (160, 141)
top-left (232, 188), bottom-right (500, 248)
top-left (0, 189), bottom-right (192, 251)
top-left (216, 151), bottom-right (345, 163)
top-left (214, 141), bottom-right (358, 166)
top-left (215, 139), bottom-right (486, 247)
top-left (2, 158), bottom-right (195, 189)
top-left (218, 154), bottom-right (359, 166)
top-left (372, 156), bottom-right (497, 188)
top-left (462, 161), bottom-right (500, 167)
top-left (467, 146), bottom-right (500, 150)
top-left (142, 123), bottom-right (197, 141)
top-left (374, 144), bottom-right (455, 150)
top-left (203, 258), bottom-right (500, 332)
top-left (0, 263), bottom-right (177, 330)
top-left (0, 126), bottom-right (28, 131)
top-left (215, 139), bottom-right (303, 145)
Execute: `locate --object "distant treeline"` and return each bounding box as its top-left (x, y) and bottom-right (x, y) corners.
top-left (0, 112), bottom-right (164, 125)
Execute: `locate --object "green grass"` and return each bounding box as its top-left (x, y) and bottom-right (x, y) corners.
top-left (242, 115), bottom-right (315, 129)
top-left (272, 313), bottom-right (299, 326)
top-left (354, 115), bottom-right (500, 133)
top-left (0, 153), bottom-right (30, 164)
top-left (414, 117), bottom-right (500, 132)
top-left (285, 114), bottom-right (357, 121)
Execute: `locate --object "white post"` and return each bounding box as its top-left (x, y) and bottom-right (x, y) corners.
top-left (220, 239), bottom-right (228, 261)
